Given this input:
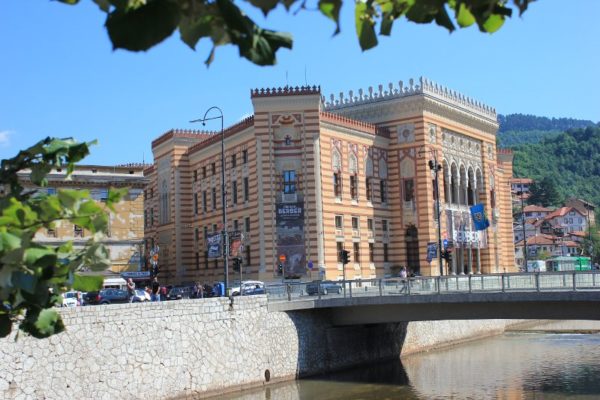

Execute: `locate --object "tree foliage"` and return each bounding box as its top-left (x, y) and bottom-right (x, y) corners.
top-left (582, 224), bottom-right (600, 264)
top-left (513, 126), bottom-right (600, 208)
top-left (0, 138), bottom-right (124, 338)
top-left (57, 0), bottom-right (534, 66)
top-left (527, 176), bottom-right (562, 208)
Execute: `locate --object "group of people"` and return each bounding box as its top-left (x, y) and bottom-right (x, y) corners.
top-left (125, 278), bottom-right (226, 302)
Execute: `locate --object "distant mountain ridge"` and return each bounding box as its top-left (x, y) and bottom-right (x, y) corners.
top-left (498, 114), bottom-right (596, 133)
top-left (497, 114), bottom-right (598, 147)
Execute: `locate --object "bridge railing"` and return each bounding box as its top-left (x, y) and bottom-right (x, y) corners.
top-left (265, 271), bottom-right (600, 303)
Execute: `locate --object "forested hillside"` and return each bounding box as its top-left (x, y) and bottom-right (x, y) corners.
top-left (497, 114), bottom-right (596, 147)
top-left (512, 126), bottom-right (600, 206)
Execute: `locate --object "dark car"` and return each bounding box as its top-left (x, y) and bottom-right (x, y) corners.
top-left (83, 289), bottom-right (130, 305)
top-left (167, 286), bottom-right (193, 300)
top-left (306, 280), bottom-right (343, 295)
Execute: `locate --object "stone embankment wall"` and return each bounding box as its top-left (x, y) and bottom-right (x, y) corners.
top-left (1, 296), bottom-right (520, 400)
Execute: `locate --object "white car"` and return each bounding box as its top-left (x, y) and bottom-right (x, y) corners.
top-left (133, 289), bottom-right (151, 302)
top-left (62, 291), bottom-right (79, 307)
top-left (230, 280), bottom-right (264, 296)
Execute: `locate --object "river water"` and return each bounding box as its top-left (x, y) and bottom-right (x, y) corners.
top-left (221, 330), bottom-right (600, 399)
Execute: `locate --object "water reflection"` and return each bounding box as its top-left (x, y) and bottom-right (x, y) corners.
top-left (218, 333), bottom-right (600, 400)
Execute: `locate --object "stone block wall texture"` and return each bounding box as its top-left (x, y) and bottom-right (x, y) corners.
top-left (0, 296), bottom-right (519, 400)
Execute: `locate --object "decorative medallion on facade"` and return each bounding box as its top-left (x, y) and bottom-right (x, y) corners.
top-left (397, 123), bottom-right (415, 144)
top-left (428, 123), bottom-right (437, 144)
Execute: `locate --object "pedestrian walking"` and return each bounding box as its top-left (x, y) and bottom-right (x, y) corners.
top-left (151, 277), bottom-right (160, 301)
top-left (126, 278), bottom-right (136, 303)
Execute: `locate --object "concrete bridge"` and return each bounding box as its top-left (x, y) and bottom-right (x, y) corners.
top-left (265, 271), bottom-right (600, 325)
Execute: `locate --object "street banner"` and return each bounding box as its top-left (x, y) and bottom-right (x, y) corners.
top-left (207, 232), bottom-right (222, 259)
top-left (470, 203), bottom-right (490, 231)
top-left (229, 230), bottom-right (243, 258)
top-left (426, 242), bottom-right (437, 262)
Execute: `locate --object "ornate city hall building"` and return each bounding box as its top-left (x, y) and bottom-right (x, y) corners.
top-left (144, 78), bottom-right (515, 284)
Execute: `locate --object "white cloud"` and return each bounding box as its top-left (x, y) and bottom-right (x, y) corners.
top-left (0, 131), bottom-right (11, 148)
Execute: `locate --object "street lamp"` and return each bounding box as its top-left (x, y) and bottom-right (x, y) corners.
top-left (419, 147), bottom-right (444, 276)
top-left (190, 107), bottom-right (229, 295)
top-left (517, 190), bottom-right (528, 271)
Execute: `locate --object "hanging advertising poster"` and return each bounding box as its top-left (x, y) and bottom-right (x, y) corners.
top-left (207, 232), bottom-right (222, 259)
top-left (276, 202), bottom-right (306, 278)
top-left (229, 230), bottom-right (244, 258)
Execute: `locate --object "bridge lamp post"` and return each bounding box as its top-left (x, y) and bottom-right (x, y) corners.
top-left (517, 190), bottom-right (528, 271)
top-left (191, 107), bottom-right (229, 295)
top-left (419, 147), bottom-right (444, 276)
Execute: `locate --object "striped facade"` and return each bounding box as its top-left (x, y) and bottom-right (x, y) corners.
top-left (144, 79), bottom-right (515, 285)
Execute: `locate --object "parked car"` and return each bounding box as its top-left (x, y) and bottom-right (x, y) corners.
top-left (61, 291), bottom-right (79, 307)
top-left (231, 280), bottom-right (264, 296)
top-left (240, 282), bottom-right (265, 296)
top-left (167, 286), bottom-right (193, 300)
top-left (306, 280), bottom-right (343, 295)
top-left (84, 289), bottom-right (129, 305)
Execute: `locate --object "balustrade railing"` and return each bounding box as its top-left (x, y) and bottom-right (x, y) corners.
top-left (265, 271), bottom-right (600, 303)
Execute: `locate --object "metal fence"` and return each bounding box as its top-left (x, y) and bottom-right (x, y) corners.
top-left (265, 271), bottom-right (600, 303)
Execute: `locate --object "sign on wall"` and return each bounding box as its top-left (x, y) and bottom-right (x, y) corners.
top-left (207, 233), bottom-right (222, 259)
top-left (276, 202), bottom-right (306, 277)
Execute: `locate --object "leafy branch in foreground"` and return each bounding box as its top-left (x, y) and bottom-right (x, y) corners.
top-left (0, 138), bottom-right (125, 338)
top-left (57, 0), bottom-right (534, 66)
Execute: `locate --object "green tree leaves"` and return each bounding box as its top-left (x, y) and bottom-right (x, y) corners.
top-left (0, 138), bottom-right (123, 338)
top-left (56, 0), bottom-right (533, 66)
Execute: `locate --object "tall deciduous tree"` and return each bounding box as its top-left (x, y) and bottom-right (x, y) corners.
top-left (57, 0), bottom-right (534, 66)
top-left (528, 176), bottom-right (562, 208)
top-left (0, 138), bottom-right (124, 338)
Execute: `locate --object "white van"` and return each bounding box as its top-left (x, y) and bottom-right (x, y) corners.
top-left (103, 277), bottom-right (127, 290)
top-left (526, 260), bottom-right (547, 272)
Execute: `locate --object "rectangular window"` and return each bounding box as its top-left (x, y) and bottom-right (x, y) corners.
top-left (214, 259), bottom-right (218, 269)
top-left (369, 243), bottom-right (374, 262)
top-left (204, 226), bottom-right (208, 240)
top-left (245, 217), bottom-right (250, 232)
top-left (212, 188), bottom-right (217, 210)
top-left (194, 228), bottom-right (199, 245)
top-left (245, 246), bottom-right (251, 266)
top-left (382, 219), bottom-right (388, 232)
top-left (380, 179), bottom-right (387, 203)
top-left (202, 191), bottom-right (207, 212)
top-left (195, 252), bottom-right (200, 270)
top-left (212, 163), bottom-right (216, 175)
top-left (352, 216), bottom-right (359, 230)
top-left (144, 210), bottom-right (147, 228)
top-left (194, 193), bottom-right (198, 214)
top-left (231, 154), bottom-right (237, 168)
top-left (204, 250), bottom-right (209, 269)
top-left (242, 149), bottom-right (248, 164)
top-left (233, 219), bottom-right (239, 231)
top-left (194, 170), bottom-right (198, 182)
top-left (350, 175), bottom-right (358, 200)
top-left (47, 228), bottom-right (56, 238)
top-left (335, 215), bottom-right (343, 229)
top-left (232, 180), bottom-right (238, 204)
top-left (383, 243), bottom-right (389, 262)
top-left (202, 166), bottom-right (207, 178)
top-left (212, 223), bottom-right (217, 233)
top-left (353, 242), bottom-right (360, 263)
top-left (333, 173), bottom-right (341, 198)
top-left (367, 218), bottom-right (373, 231)
top-left (337, 242), bottom-right (344, 262)
top-left (366, 178), bottom-right (372, 201)
top-left (403, 179), bottom-right (414, 202)
top-left (74, 225), bottom-right (83, 238)
top-left (150, 208), bottom-right (154, 225)
top-left (243, 177), bottom-right (249, 201)
top-left (283, 170), bottom-right (296, 194)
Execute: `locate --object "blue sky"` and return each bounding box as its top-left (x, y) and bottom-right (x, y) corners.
top-left (1, 0), bottom-right (599, 165)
